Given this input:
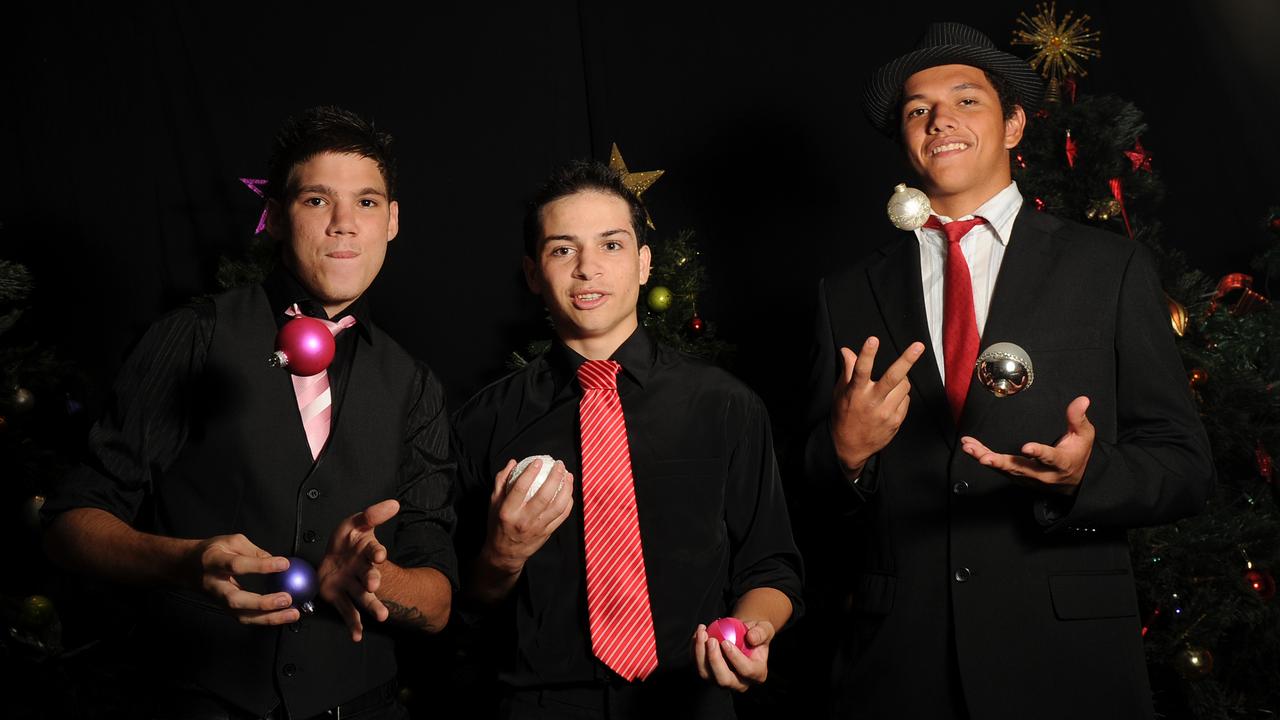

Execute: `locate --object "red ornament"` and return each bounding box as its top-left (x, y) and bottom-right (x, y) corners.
top-left (1108, 177), bottom-right (1133, 237)
top-left (1208, 273), bottom-right (1269, 316)
top-left (1065, 130), bottom-right (1078, 168)
top-left (688, 311), bottom-right (705, 336)
top-left (269, 316), bottom-right (336, 376)
top-left (707, 617), bottom-right (753, 657)
top-left (1258, 443), bottom-right (1275, 483)
top-left (1124, 138), bottom-right (1153, 173)
top-left (1245, 568), bottom-right (1276, 601)
top-left (1033, 197), bottom-right (1046, 212)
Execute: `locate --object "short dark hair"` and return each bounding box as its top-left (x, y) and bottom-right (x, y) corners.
top-left (891, 69), bottom-right (1021, 141)
top-left (266, 106), bottom-right (398, 203)
top-left (522, 160), bottom-right (648, 258)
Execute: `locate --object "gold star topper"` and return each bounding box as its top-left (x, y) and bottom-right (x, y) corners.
top-left (1012, 2), bottom-right (1101, 82)
top-left (609, 143), bottom-right (664, 229)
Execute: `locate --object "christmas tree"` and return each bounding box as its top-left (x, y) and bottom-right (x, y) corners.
top-left (1010, 5), bottom-right (1280, 717)
top-left (0, 255), bottom-right (141, 717)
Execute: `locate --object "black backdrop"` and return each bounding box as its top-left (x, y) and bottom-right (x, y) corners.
top-left (8, 1), bottom-right (1280, 420)
top-left (5, 0), bottom-right (1280, 713)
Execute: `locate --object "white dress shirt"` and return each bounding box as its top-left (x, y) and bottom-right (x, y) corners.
top-left (914, 181), bottom-right (1023, 383)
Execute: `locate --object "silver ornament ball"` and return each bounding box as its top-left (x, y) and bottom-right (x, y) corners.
top-left (975, 342), bottom-right (1034, 397)
top-left (886, 183), bottom-right (932, 231)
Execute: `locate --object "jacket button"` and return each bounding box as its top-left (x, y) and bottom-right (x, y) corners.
top-left (954, 567), bottom-right (972, 583)
top-left (282, 663), bottom-right (297, 677)
top-left (303, 530), bottom-right (318, 543)
top-left (952, 481), bottom-right (969, 495)
top-left (306, 488), bottom-right (320, 500)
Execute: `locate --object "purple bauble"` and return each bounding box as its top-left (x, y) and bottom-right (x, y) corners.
top-left (280, 556), bottom-right (319, 613)
top-left (269, 316), bottom-right (335, 376)
top-left (707, 617), bottom-right (753, 657)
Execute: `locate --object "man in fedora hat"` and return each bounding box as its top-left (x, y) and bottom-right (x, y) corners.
top-left (802, 21), bottom-right (1212, 719)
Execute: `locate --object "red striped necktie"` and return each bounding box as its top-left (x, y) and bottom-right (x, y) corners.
top-left (284, 304), bottom-right (356, 460)
top-left (577, 359), bottom-right (659, 682)
top-left (923, 215), bottom-right (987, 423)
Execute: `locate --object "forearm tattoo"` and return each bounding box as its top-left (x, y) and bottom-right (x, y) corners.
top-left (383, 599), bottom-right (432, 631)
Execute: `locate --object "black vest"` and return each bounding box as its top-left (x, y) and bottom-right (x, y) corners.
top-left (148, 285), bottom-right (416, 717)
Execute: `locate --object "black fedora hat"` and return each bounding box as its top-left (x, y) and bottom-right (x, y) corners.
top-left (863, 22), bottom-right (1045, 136)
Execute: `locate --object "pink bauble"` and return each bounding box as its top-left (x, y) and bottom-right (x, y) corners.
top-left (273, 316), bottom-right (335, 376)
top-left (707, 617), bottom-right (753, 657)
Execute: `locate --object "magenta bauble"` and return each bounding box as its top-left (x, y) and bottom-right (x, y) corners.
top-left (707, 617), bottom-right (753, 657)
top-left (269, 316), bottom-right (336, 376)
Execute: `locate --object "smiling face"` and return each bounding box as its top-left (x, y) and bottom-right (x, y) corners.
top-left (270, 152), bottom-right (399, 317)
top-left (900, 64), bottom-right (1026, 218)
top-left (524, 190), bottom-right (651, 360)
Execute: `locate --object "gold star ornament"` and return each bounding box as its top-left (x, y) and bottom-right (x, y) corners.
top-left (1012, 2), bottom-right (1101, 83)
top-left (609, 143), bottom-right (664, 229)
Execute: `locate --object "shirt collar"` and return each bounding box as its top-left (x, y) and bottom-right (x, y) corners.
top-left (547, 325), bottom-right (657, 397)
top-left (922, 181), bottom-right (1023, 247)
top-left (262, 266), bottom-right (373, 343)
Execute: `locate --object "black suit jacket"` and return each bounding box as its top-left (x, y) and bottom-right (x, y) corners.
top-left (803, 206), bottom-right (1213, 720)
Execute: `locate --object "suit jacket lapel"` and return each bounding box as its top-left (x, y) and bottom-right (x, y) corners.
top-left (867, 234), bottom-right (954, 447)
top-left (960, 206), bottom-right (1062, 433)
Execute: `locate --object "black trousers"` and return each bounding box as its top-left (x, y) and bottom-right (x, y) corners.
top-left (498, 678), bottom-right (734, 720)
top-left (152, 680), bottom-right (405, 720)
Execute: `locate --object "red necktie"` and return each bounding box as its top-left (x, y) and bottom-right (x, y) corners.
top-left (577, 359), bottom-right (659, 682)
top-left (923, 215), bottom-right (986, 423)
top-left (285, 304), bottom-right (356, 460)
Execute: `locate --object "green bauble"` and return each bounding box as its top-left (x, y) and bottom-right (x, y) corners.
top-left (20, 595), bottom-right (55, 628)
top-left (647, 286), bottom-right (673, 312)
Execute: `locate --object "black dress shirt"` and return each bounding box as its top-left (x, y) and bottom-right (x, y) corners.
top-left (452, 327), bottom-right (803, 696)
top-left (46, 269), bottom-right (457, 574)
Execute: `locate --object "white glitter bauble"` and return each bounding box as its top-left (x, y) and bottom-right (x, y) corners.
top-left (886, 183), bottom-right (932, 231)
top-left (507, 454), bottom-right (556, 502)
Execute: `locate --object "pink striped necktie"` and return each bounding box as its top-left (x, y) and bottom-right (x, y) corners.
top-left (577, 359), bottom-right (659, 682)
top-left (284, 304), bottom-right (356, 460)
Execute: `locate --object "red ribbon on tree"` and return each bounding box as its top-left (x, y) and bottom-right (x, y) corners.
top-left (1063, 76), bottom-right (1079, 104)
top-left (1258, 443), bottom-right (1275, 483)
top-left (1108, 177), bottom-right (1133, 237)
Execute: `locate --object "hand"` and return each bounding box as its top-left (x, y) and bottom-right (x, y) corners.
top-left (190, 533), bottom-right (297, 626)
top-left (960, 395), bottom-right (1095, 494)
top-left (483, 458), bottom-right (574, 575)
top-left (830, 337), bottom-right (925, 477)
top-left (318, 499), bottom-right (400, 642)
top-left (692, 620), bottom-right (775, 692)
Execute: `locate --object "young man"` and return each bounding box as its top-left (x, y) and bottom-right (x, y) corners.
top-left (44, 106), bottom-right (456, 719)
top-left (452, 161), bottom-right (803, 718)
top-left (804, 23), bottom-right (1213, 719)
